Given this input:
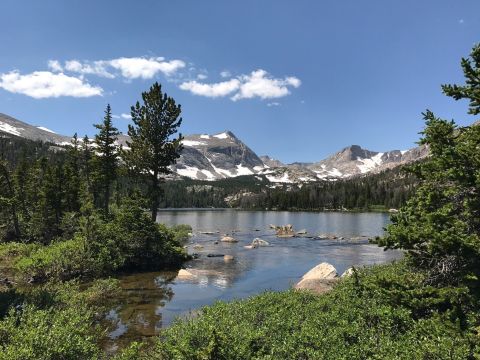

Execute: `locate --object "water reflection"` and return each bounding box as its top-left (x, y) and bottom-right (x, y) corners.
top-left (102, 210), bottom-right (400, 352)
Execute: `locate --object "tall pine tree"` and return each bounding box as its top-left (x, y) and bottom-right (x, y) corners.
top-left (123, 82), bottom-right (183, 221)
top-left (93, 104), bottom-right (119, 216)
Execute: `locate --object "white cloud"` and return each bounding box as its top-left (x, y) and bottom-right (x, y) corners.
top-left (232, 70), bottom-right (301, 101)
top-left (0, 70), bottom-right (103, 98)
top-left (197, 73), bottom-right (208, 80)
top-left (267, 102), bottom-right (281, 107)
top-left (49, 56), bottom-right (186, 80)
top-left (179, 78), bottom-right (240, 98)
top-left (459, 19), bottom-right (465, 24)
top-left (120, 113), bottom-right (132, 119)
top-left (220, 70), bottom-right (231, 78)
top-left (112, 114), bottom-right (120, 119)
top-left (109, 57), bottom-right (186, 79)
top-left (64, 60), bottom-right (115, 78)
top-left (47, 60), bottom-right (63, 72)
top-left (179, 69), bottom-right (301, 101)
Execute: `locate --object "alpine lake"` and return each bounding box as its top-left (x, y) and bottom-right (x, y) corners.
top-left (101, 209), bottom-right (401, 353)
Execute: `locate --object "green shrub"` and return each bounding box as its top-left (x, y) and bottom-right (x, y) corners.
top-left (170, 224), bottom-right (192, 243)
top-left (15, 237), bottom-right (87, 282)
top-left (0, 305), bottom-right (101, 360)
top-left (0, 242), bottom-right (40, 259)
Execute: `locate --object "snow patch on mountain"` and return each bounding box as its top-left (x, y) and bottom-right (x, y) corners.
top-left (182, 140), bottom-right (207, 147)
top-left (357, 152), bottom-right (384, 173)
top-left (37, 126), bottom-right (56, 134)
top-left (0, 121), bottom-right (23, 136)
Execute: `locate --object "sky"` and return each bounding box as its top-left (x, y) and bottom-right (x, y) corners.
top-left (0, 0), bottom-right (479, 163)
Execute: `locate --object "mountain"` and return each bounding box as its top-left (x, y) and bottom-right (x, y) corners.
top-left (172, 131), bottom-right (266, 180)
top-left (259, 155), bottom-right (285, 168)
top-left (0, 113), bottom-right (72, 145)
top-left (0, 112), bottom-right (428, 182)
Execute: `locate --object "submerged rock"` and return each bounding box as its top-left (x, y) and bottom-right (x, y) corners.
top-left (223, 255), bottom-right (234, 262)
top-left (207, 253), bottom-right (225, 257)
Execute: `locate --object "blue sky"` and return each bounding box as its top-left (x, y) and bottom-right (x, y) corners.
top-left (0, 0), bottom-right (479, 163)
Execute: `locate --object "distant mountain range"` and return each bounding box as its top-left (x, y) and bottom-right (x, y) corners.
top-left (0, 112), bottom-right (428, 182)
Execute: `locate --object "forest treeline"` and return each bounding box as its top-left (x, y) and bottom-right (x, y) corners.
top-left (161, 166), bottom-right (418, 211)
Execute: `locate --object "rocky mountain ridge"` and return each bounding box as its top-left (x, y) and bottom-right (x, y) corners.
top-left (0, 112), bottom-right (428, 182)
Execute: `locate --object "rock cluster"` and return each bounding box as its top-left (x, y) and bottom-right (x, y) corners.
top-left (274, 224), bottom-right (295, 238)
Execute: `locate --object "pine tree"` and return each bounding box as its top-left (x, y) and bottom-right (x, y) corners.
top-left (379, 44), bottom-right (480, 285)
top-left (123, 82), bottom-right (183, 221)
top-left (64, 133), bottom-right (81, 212)
top-left (0, 160), bottom-right (21, 240)
top-left (93, 104), bottom-right (119, 216)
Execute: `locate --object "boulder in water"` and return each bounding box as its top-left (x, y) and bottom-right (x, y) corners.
top-left (252, 238), bottom-right (269, 247)
top-left (221, 236), bottom-right (238, 243)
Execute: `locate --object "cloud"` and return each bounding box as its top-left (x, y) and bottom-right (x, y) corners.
top-left (232, 70), bottom-right (301, 101)
top-left (267, 102), bottom-right (281, 107)
top-left (0, 70), bottom-right (103, 98)
top-left (220, 70), bottom-right (231, 78)
top-left (197, 73), bottom-right (208, 80)
top-left (179, 69), bottom-right (301, 101)
top-left (49, 57), bottom-right (186, 80)
top-left (47, 60), bottom-right (63, 72)
top-left (64, 60), bottom-right (115, 78)
top-left (459, 19), bottom-right (465, 24)
top-left (120, 113), bottom-right (131, 119)
top-left (109, 57), bottom-right (185, 79)
top-left (179, 78), bottom-right (240, 97)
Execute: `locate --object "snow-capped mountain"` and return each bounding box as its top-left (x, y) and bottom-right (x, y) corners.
top-left (172, 131), bottom-right (266, 180)
top-left (0, 112), bottom-right (428, 182)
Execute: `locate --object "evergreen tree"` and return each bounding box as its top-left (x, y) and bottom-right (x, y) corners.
top-left (379, 44), bottom-right (480, 285)
top-left (64, 133), bottom-right (81, 212)
top-left (0, 160), bottom-right (21, 240)
top-left (93, 104), bottom-right (119, 216)
top-left (123, 82), bottom-right (183, 221)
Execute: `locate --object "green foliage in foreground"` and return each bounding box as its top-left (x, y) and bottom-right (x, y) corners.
top-left (147, 261), bottom-right (479, 360)
top-left (0, 278), bottom-right (121, 360)
top-left (0, 305), bottom-right (100, 360)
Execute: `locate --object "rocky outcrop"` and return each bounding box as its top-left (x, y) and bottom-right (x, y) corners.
top-left (274, 224), bottom-right (295, 238)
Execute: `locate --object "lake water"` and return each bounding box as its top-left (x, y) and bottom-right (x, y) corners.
top-left (102, 209), bottom-right (400, 353)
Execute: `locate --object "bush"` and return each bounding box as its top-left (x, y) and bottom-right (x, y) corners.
top-left (170, 224), bottom-right (192, 243)
top-left (0, 305), bottom-right (101, 360)
top-left (15, 237), bottom-right (88, 282)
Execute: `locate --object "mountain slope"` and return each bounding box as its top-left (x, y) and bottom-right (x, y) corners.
top-left (0, 112), bottom-right (428, 182)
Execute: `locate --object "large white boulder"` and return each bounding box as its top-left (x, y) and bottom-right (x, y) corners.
top-left (294, 262), bottom-right (339, 294)
top-left (300, 262), bottom-right (338, 281)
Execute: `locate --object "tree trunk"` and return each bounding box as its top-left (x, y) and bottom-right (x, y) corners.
top-left (0, 163), bottom-right (21, 240)
top-left (151, 171), bottom-right (159, 222)
top-left (104, 182), bottom-right (110, 217)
